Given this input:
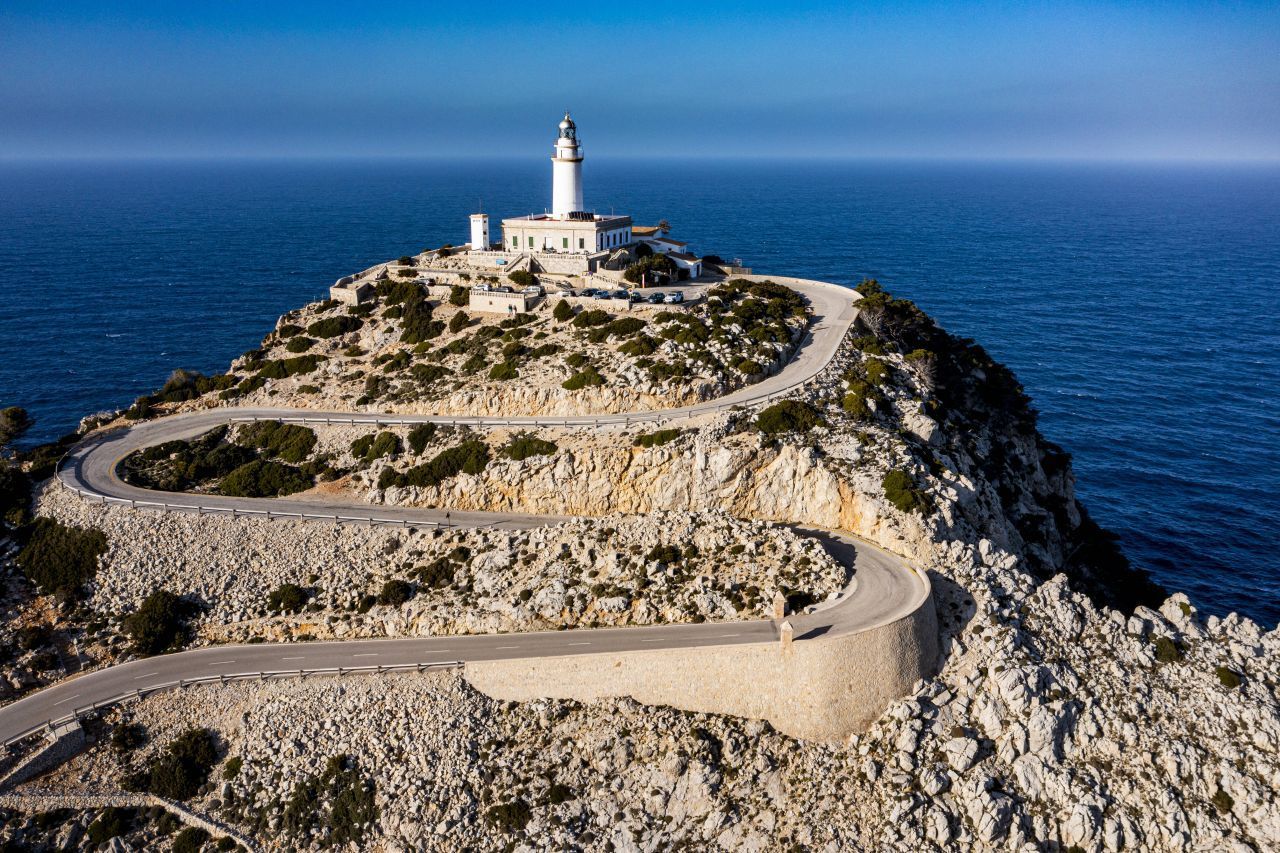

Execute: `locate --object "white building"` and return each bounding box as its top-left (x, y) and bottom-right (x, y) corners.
top-left (498, 113), bottom-right (633, 256)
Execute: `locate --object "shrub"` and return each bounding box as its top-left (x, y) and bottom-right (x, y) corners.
top-left (564, 352), bottom-right (590, 369)
top-left (529, 343), bottom-right (561, 359)
top-left (172, 827), bottom-right (211, 853)
top-left (735, 358), bottom-right (763, 375)
top-left (489, 361), bottom-right (520, 381)
top-left (297, 384), bottom-right (320, 394)
top-left (1216, 666), bottom-right (1242, 688)
top-left (223, 756), bottom-right (243, 779)
top-left (276, 323), bottom-right (305, 339)
top-left (1211, 787), bottom-right (1234, 814)
top-left (586, 317), bottom-right (647, 343)
top-left (111, 722), bottom-right (147, 754)
top-left (851, 334), bottom-right (885, 355)
top-left (236, 421), bottom-right (316, 463)
top-left (501, 433), bottom-right (558, 461)
top-left (256, 354), bottom-right (326, 379)
top-left (623, 253), bottom-right (675, 284)
top-left (461, 352), bottom-right (488, 374)
top-left (307, 315), bottom-right (362, 338)
top-left (87, 808), bottom-right (136, 845)
top-left (219, 460), bottom-right (311, 498)
top-left (449, 285), bottom-right (469, 306)
top-left (646, 544), bottom-right (682, 564)
top-left (634, 429), bottom-right (681, 448)
top-left (351, 431), bottom-right (401, 462)
top-left (377, 579), bottom-right (415, 606)
top-left (16, 518), bottom-right (107, 600)
top-left (1152, 635), bottom-right (1183, 663)
top-left (407, 423), bottom-right (438, 454)
top-left (508, 269), bottom-right (535, 287)
top-left (267, 583), bottom-right (309, 613)
top-left (284, 336), bottom-right (315, 353)
top-left (864, 357), bottom-right (889, 386)
top-left (415, 557), bottom-right (455, 588)
top-left (572, 309), bottom-right (611, 328)
top-left (382, 441), bottom-right (490, 489)
top-left (843, 378), bottom-right (877, 420)
top-left (882, 470), bottom-right (928, 515)
top-left (449, 311), bottom-right (470, 333)
top-left (563, 366), bottom-right (605, 390)
top-left (618, 335), bottom-right (658, 357)
top-left (126, 728), bottom-right (219, 801)
top-left (123, 589), bottom-right (197, 655)
top-left (553, 299), bottom-right (574, 322)
top-left (754, 400), bottom-right (824, 435)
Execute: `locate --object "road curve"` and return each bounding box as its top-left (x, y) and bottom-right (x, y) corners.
top-left (1, 275), bottom-right (933, 748)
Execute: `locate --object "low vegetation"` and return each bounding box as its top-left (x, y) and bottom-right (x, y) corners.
top-left (122, 727), bottom-right (220, 801)
top-left (16, 517), bottom-right (108, 600)
top-left (755, 400), bottom-right (824, 435)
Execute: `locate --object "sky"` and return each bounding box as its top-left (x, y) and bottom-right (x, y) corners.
top-left (1, 1), bottom-right (1278, 161)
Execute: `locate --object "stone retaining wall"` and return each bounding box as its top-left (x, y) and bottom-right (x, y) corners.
top-left (466, 584), bottom-right (937, 743)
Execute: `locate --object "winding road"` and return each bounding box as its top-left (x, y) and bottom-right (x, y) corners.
top-left (0, 276), bottom-right (932, 749)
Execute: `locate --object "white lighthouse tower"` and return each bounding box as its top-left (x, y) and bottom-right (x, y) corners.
top-left (551, 111), bottom-right (584, 217)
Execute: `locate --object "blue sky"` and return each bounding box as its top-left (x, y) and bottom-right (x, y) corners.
top-left (2, 1), bottom-right (1277, 160)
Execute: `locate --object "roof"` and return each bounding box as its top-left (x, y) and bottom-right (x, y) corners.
top-left (652, 237), bottom-right (687, 247)
top-left (632, 226), bottom-right (662, 236)
top-left (668, 252), bottom-right (700, 262)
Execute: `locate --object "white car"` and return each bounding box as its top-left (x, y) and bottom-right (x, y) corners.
top-left (663, 291), bottom-right (685, 304)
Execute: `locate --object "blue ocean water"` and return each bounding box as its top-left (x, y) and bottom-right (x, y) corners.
top-left (1, 160), bottom-right (1277, 624)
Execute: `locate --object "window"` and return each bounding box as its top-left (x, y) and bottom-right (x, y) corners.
top-left (511, 236), bottom-right (518, 248)
top-left (528, 236), bottom-right (534, 248)
top-left (578, 238), bottom-right (584, 249)
top-left (562, 237), bottom-right (568, 249)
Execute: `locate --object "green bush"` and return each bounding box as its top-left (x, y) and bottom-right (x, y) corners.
top-left (618, 335), bottom-right (658, 357)
top-left (882, 470), bottom-right (929, 515)
top-left (407, 423), bottom-right (438, 454)
top-left (111, 722), bottom-right (147, 753)
top-left (461, 352), bottom-right (488, 374)
top-left (414, 557), bottom-right (456, 588)
top-left (449, 285), bottom-right (469, 306)
top-left (501, 433), bottom-right (558, 461)
top-left (256, 354), bottom-right (326, 380)
top-left (1216, 666), bottom-right (1242, 688)
top-left (267, 583), bottom-right (309, 613)
top-left (377, 579), bottom-right (415, 606)
top-left (284, 336), bottom-right (315, 353)
top-left (381, 441), bottom-right (490, 490)
top-left (172, 827), bottom-right (211, 853)
top-left (586, 317), bottom-right (647, 342)
top-left (223, 756), bottom-right (243, 779)
top-left (864, 357), bottom-right (889, 386)
top-left (351, 431), bottom-right (401, 462)
top-left (564, 352), bottom-right (590, 369)
top-left (236, 421), bottom-right (317, 463)
top-left (623, 253), bottom-right (675, 284)
top-left (754, 400), bottom-right (824, 435)
top-left (735, 358), bottom-right (763, 375)
top-left (87, 807), bottom-right (136, 845)
top-left (218, 460), bottom-right (311, 498)
top-left (508, 269), bottom-right (535, 287)
top-left (1152, 635), bottom-right (1183, 663)
top-left (646, 544), bottom-right (682, 564)
top-left (851, 334), bottom-right (885, 355)
top-left (843, 378), bottom-right (877, 420)
top-left (16, 518), bottom-right (107, 600)
top-left (123, 589), bottom-right (197, 655)
top-left (126, 728), bottom-right (219, 801)
top-left (572, 309), bottom-right (611, 328)
top-left (634, 429), bottom-right (681, 448)
top-left (276, 323), bottom-right (305, 339)
top-left (449, 311), bottom-right (470, 333)
top-left (1211, 787), bottom-right (1234, 814)
top-left (562, 366), bottom-right (605, 390)
top-left (553, 300), bottom-right (574, 322)
top-left (307, 315), bottom-right (362, 338)
top-left (489, 361), bottom-right (520, 381)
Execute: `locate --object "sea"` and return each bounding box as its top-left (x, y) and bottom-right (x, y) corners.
top-left (1, 159), bottom-right (1277, 625)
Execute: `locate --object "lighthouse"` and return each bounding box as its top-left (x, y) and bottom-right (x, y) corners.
top-left (551, 111), bottom-right (584, 217)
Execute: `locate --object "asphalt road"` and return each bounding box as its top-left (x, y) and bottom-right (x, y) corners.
top-left (0, 275), bottom-right (932, 747)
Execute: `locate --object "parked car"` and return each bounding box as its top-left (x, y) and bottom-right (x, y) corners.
top-left (524, 284), bottom-right (544, 296)
top-left (495, 285), bottom-right (514, 293)
top-left (592, 290), bottom-right (611, 300)
top-left (646, 292), bottom-right (665, 304)
top-left (610, 289), bottom-right (629, 300)
top-left (628, 290), bottom-right (645, 303)
top-left (663, 291), bottom-right (685, 304)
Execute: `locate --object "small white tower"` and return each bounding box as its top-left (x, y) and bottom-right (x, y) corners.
top-left (469, 213), bottom-right (489, 251)
top-left (551, 111), bottom-right (584, 217)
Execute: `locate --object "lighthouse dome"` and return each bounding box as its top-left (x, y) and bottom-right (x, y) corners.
top-left (558, 112), bottom-right (577, 140)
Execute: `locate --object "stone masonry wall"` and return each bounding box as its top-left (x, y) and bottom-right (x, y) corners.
top-left (465, 587), bottom-right (938, 743)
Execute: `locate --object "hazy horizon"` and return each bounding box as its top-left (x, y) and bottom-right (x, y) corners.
top-left (3, 1), bottom-right (1278, 163)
